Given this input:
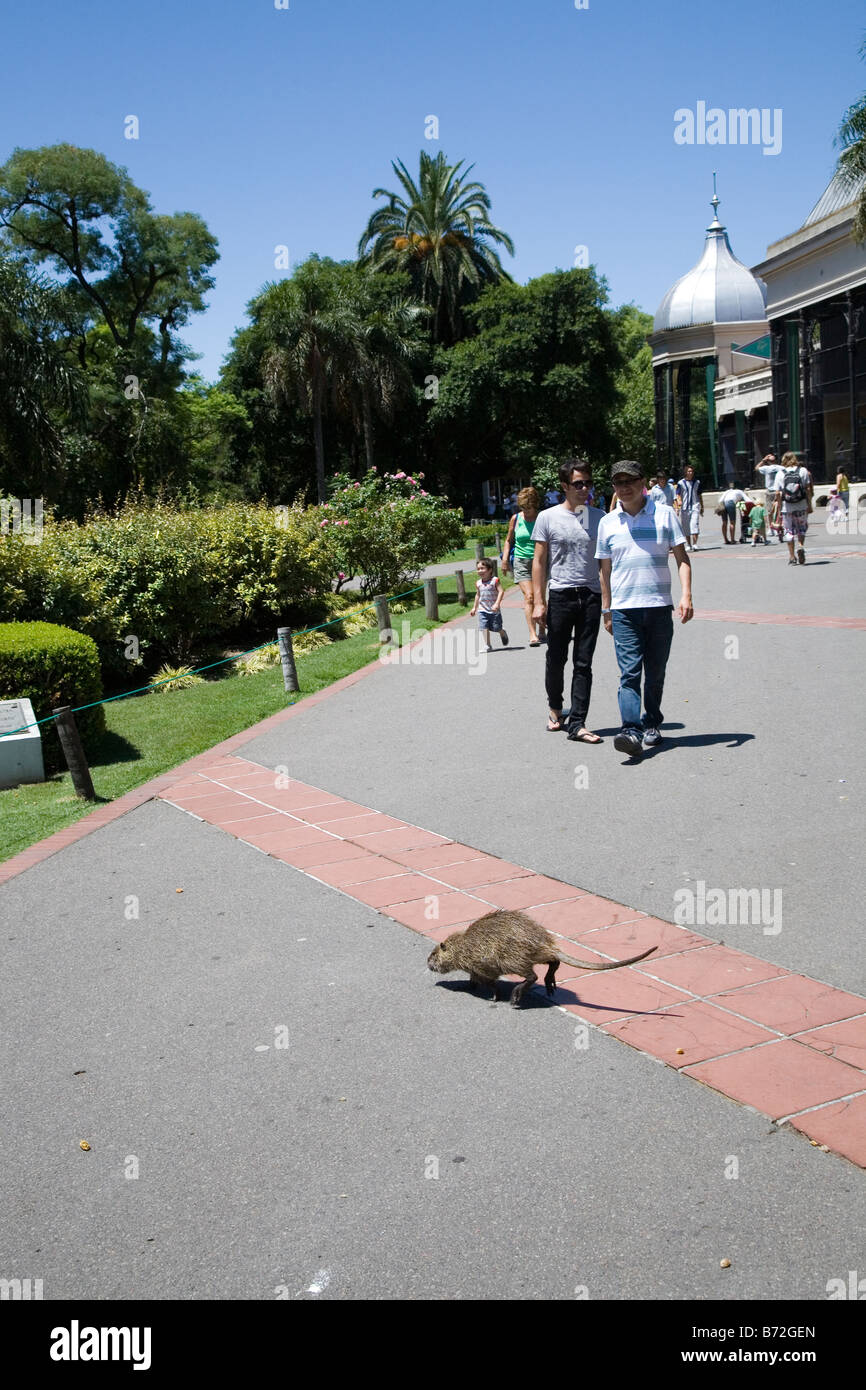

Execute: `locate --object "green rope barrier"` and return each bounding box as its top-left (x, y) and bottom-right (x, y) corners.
top-left (1, 581), bottom-right (430, 735)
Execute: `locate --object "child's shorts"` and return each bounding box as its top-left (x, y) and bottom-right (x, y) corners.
top-left (478, 610), bottom-right (503, 632)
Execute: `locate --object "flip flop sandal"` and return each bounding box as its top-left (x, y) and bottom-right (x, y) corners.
top-left (547, 714), bottom-right (565, 732)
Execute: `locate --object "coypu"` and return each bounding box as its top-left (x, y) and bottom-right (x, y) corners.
top-left (427, 909), bottom-right (656, 1007)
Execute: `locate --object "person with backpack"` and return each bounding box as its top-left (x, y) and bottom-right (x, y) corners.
top-left (774, 451), bottom-right (813, 565)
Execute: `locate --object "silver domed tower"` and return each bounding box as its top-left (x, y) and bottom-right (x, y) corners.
top-left (648, 182), bottom-right (771, 487)
top-left (654, 193), bottom-right (767, 331)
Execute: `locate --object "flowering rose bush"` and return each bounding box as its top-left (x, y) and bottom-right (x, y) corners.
top-left (317, 468), bottom-right (464, 596)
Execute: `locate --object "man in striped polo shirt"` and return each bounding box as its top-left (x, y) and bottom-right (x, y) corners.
top-left (595, 460), bottom-right (693, 759)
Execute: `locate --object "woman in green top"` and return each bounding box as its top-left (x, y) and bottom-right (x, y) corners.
top-left (836, 468), bottom-right (850, 512)
top-left (503, 486), bottom-right (545, 646)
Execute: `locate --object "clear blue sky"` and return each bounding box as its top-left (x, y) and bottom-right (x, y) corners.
top-left (2, 0), bottom-right (863, 380)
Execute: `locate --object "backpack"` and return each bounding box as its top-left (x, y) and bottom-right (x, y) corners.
top-left (781, 467), bottom-right (806, 506)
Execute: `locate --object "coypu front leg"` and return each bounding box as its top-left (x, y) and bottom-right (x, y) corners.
top-left (510, 973), bottom-right (539, 1007)
top-left (469, 972), bottom-right (499, 1001)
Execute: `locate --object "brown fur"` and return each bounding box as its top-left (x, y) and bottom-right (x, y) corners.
top-left (427, 909), bottom-right (656, 1007)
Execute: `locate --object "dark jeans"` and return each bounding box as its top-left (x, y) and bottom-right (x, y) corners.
top-left (610, 606), bottom-right (674, 732)
top-left (545, 587), bottom-right (602, 728)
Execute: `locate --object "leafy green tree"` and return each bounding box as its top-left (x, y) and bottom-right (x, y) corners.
top-left (0, 145), bottom-right (218, 377)
top-left (357, 151), bottom-right (514, 345)
top-left (430, 268), bottom-right (622, 498)
top-left (834, 35), bottom-right (866, 242)
top-left (218, 316), bottom-right (317, 504)
top-left (256, 258), bottom-right (366, 503)
top-left (347, 281), bottom-right (428, 472)
top-left (234, 258), bottom-right (427, 503)
top-left (0, 253), bottom-right (86, 499)
top-left (177, 377), bottom-right (252, 499)
top-left (607, 304), bottom-right (655, 471)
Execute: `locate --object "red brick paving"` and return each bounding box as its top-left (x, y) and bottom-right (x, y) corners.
top-left (787, 1094), bottom-right (866, 1168)
top-left (146, 757), bottom-right (866, 1167)
top-left (696, 609), bottom-right (866, 630)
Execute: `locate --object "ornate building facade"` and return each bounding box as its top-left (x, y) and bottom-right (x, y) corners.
top-left (651, 174), bottom-right (866, 486)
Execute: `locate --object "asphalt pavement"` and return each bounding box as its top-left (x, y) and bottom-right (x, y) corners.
top-left (1, 526), bottom-right (864, 1301)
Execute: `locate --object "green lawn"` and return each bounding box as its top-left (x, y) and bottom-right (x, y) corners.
top-left (439, 543), bottom-right (507, 565)
top-left (1, 578), bottom-right (496, 863)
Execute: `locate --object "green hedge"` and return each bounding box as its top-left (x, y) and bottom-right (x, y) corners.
top-left (464, 522), bottom-right (507, 544)
top-left (0, 622), bottom-right (105, 773)
top-left (0, 500), bottom-right (336, 680)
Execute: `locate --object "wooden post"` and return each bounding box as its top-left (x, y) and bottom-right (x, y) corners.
top-left (277, 627), bottom-right (299, 694)
top-left (474, 540), bottom-right (484, 561)
top-left (424, 577), bottom-right (439, 621)
top-left (373, 594), bottom-right (393, 646)
top-left (455, 569), bottom-right (467, 605)
top-left (52, 705), bottom-right (95, 800)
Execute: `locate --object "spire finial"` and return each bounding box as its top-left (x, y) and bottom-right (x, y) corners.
top-left (710, 170), bottom-right (720, 220)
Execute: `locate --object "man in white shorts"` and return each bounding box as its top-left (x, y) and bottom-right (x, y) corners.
top-left (675, 464), bottom-right (703, 551)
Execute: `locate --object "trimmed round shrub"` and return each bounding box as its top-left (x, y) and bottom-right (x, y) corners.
top-left (0, 622), bottom-right (105, 774)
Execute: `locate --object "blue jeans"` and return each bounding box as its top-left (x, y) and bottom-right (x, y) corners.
top-left (610, 607), bottom-right (674, 732)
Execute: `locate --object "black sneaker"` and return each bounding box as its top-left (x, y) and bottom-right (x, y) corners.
top-left (613, 730), bottom-right (643, 758)
top-left (500, 630), bottom-right (509, 646)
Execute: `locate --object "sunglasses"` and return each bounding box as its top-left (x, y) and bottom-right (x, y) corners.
top-left (567, 479), bottom-right (591, 488)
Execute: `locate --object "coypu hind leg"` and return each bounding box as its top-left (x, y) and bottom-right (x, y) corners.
top-left (543, 959), bottom-right (560, 997)
top-left (510, 973), bottom-right (540, 1007)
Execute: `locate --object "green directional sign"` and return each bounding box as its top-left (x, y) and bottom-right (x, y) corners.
top-left (731, 334), bottom-right (771, 359)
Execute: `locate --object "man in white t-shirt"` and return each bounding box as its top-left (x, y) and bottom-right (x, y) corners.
top-left (650, 471), bottom-right (676, 506)
top-left (755, 454), bottom-right (778, 503)
top-left (532, 459), bottom-right (605, 742)
top-left (674, 465), bottom-right (703, 551)
top-left (755, 454), bottom-right (783, 540)
top-left (774, 452), bottom-right (813, 566)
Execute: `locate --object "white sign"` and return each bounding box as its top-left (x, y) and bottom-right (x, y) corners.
top-left (0, 698), bottom-right (45, 788)
top-left (0, 700), bottom-right (26, 737)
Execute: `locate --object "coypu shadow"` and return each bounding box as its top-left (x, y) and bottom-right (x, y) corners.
top-left (434, 979), bottom-right (552, 1009)
top-left (434, 977), bottom-right (665, 1017)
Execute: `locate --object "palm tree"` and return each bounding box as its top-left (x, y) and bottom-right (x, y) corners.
top-left (348, 293), bottom-right (428, 471)
top-left (835, 35), bottom-right (866, 242)
top-left (257, 259), bottom-right (361, 502)
top-left (357, 151), bottom-right (515, 345)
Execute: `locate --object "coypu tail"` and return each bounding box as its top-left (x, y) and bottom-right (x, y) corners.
top-left (557, 945), bottom-right (656, 972)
